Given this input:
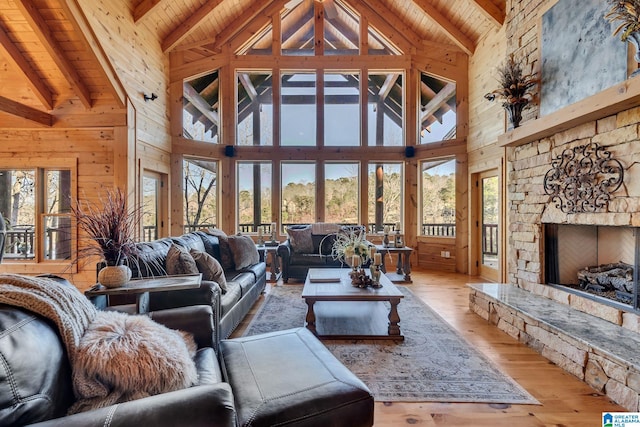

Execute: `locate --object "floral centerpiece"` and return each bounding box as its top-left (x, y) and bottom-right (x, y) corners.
top-left (328, 228), bottom-right (371, 267)
top-left (484, 54), bottom-right (538, 129)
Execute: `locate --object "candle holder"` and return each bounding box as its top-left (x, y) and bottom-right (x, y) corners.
top-left (370, 264), bottom-right (382, 288)
top-left (383, 233), bottom-right (390, 247)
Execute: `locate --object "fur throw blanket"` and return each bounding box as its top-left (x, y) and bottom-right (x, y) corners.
top-left (0, 274), bottom-right (198, 414)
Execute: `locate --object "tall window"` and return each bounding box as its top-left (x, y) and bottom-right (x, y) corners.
top-left (325, 73), bottom-right (360, 146)
top-left (0, 167), bottom-right (71, 262)
top-left (237, 162), bottom-right (272, 232)
top-left (237, 72), bottom-right (273, 146)
top-left (183, 70), bottom-right (219, 143)
top-left (368, 72), bottom-right (403, 146)
top-left (367, 163), bottom-right (403, 231)
top-left (281, 73), bottom-right (317, 146)
top-left (183, 159), bottom-right (218, 231)
top-left (325, 163), bottom-right (359, 224)
top-left (281, 162), bottom-right (316, 226)
top-left (419, 71), bottom-right (456, 144)
top-left (421, 159), bottom-right (456, 237)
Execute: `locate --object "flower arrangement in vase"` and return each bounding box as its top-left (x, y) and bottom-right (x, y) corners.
top-left (605, 0), bottom-right (640, 74)
top-left (72, 188), bottom-right (140, 287)
top-left (484, 54), bottom-right (538, 129)
top-left (329, 228), bottom-right (371, 267)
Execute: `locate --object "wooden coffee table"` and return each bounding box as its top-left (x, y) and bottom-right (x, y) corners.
top-left (301, 268), bottom-right (404, 341)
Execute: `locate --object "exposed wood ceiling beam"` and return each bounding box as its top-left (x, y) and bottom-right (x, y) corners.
top-left (412, 0), bottom-right (475, 55)
top-left (324, 0), bottom-right (338, 20)
top-left (162, 0), bottom-right (225, 52)
top-left (183, 82), bottom-right (219, 125)
top-left (421, 82), bottom-right (455, 122)
top-left (345, 0), bottom-right (415, 54)
top-left (238, 73), bottom-right (258, 101)
top-left (0, 95), bottom-right (54, 126)
top-left (61, 0), bottom-right (126, 108)
top-left (0, 24), bottom-right (54, 110)
top-left (134, 0), bottom-right (164, 23)
top-left (378, 74), bottom-right (399, 100)
top-left (470, 0), bottom-right (505, 27)
top-left (14, 0), bottom-right (92, 109)
top-left (226, 0), bottom-right (296, 53)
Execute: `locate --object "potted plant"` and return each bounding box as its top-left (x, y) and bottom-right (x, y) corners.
top-left (72, 188), bottom-right (140, 287)
top-left (605, 0), bottom-right (640, 68)
top-left (484, 54), bottom-right (538, 129)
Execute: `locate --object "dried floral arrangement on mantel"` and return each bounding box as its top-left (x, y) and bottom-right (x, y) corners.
top-left (543, 143), bottom-right (624, 213)
top-left (484, 54), bottom-right (538, 129)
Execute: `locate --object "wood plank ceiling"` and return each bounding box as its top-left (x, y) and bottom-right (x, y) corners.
top-left (0, 0), bottom-right (504, 126)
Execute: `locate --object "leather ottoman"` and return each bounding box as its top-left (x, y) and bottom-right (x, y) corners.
top-left (220, 328), bottom-right (374, 427)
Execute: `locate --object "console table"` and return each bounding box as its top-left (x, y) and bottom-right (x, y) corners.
top-left (85, 273), bottom-right (202, 313)
top-left (375, 245), bottom-right (412, 283)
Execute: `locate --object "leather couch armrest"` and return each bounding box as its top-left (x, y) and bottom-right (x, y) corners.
top-left (276, 240), bottom-right (291, 259)
top-left (27, 383), bottom-right (236, 427)
top-left (149, 304), bottom-right (216, 350)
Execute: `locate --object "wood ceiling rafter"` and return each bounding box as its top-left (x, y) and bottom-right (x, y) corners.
top-left (13, 0), bottom-right (92, 109)
top-left (412, 0), bottom-right (475, 55)
top-left (344, 0), bottom-right (417, 54)
top-left (60, 0), bottom-right (126, 108)
top-left (470, 0), bottom-right (505, 27)
top-left (162, 0), bottom-right (226, 53)
top-left (0, 23), bottom-right (54, 110)
top-left (0, 95), bottom-right (54, 126)
top-left (183, 82), bottom-right (219, 125)
top-left (134, 0), bottom-right (164, 23)
top-left (226, 0), bottom-right (292, 53)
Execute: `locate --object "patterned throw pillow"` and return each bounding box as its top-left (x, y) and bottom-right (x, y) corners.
top-left (204, 228), bottom-right (235, 270)
top-left (227, 234), bottom-right (260, 270)
top-left (166, 244), bottom-right (198, 275)
top-left (190, 248), bottom-right (227, 293)
top-left (287, 226), bottom-right (314, 254)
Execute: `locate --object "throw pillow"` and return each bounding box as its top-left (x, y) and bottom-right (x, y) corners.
top-left (166, 244), bottom-right (198, 275)
top-left (69, 310), bottom-right (198, 414)
top-left (190, 248), bottom-right (228, 294)
top-left (205, 228), bottom-right (235, 270)
top-left (227, 234), bottom-right (260, 270)
top-left (287, 225), bottom-right (314, 254)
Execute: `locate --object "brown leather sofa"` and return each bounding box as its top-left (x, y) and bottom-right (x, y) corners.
top-left (1, 277), bottom-right (374, 427)
top-left (105, 230), bottom-right (266, 340)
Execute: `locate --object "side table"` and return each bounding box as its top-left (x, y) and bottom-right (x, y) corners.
top-left (374, 245), bottom-right (413, 283)
top-left (256, 244), bottom-right (281, 283)
top-left (85, 273), bottom-right (202, 313)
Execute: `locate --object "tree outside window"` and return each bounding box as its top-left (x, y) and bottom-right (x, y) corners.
top-left (183, 159), bottom-right (217, 231)
top-left (421, 159), bottom-right (456, 237)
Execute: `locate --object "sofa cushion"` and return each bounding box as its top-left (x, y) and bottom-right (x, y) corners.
top-left (227, 272), bottom-right (255, 296)
top-left (0, 305), bottom-right (75, 425)
top-left (166, 244), bottom-right (198, 276)
top-left (287, 225), bottom-right (314, 254)
top-left (227, 234), bottom-right (259, 270)
top-left (205, 228), bottom-right (235, 269)
top-left (173, 233), bottom-right (206, 253)
top-left (289, 253), bottom-right (329, 266)
top-left (220, 282), bottom-right (242, 316)
top-left (190, 248), bottom-right (227, 294)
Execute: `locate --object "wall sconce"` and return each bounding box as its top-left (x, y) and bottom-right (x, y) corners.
top-left (143, 93), bottom-right (158, 102)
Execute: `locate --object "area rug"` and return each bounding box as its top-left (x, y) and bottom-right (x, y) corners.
top-left (243, 284), bottom-right (539, 404)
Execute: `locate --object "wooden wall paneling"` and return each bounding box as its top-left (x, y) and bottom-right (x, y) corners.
top-left (219, 0), bottom-right (287, 54)
top-left (417, 238), bottom-right (456, 271)
top-left (169, 152), bottom-right (183, 236)
top-left (455, 151), bottom-right (469, 273)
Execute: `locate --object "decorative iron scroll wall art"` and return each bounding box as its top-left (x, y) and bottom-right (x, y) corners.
top-left (543, 143), bottom-right (624, 213)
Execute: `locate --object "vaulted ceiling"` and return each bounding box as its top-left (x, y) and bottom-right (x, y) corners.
top-left (0, 0), bottom-right (505, 125)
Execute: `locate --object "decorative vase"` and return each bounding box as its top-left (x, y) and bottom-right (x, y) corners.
top-left (626, 31), bottom-right (640, 77)
top-left (505, 101), bottom-right (527, 129)
top-left (98, 264), bottom-right (132, 288)
top-left (383, 233), bottom-right (390, 247)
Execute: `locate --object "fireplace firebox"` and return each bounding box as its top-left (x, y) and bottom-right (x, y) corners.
top-left (544, 223), bottom-right (640, 311)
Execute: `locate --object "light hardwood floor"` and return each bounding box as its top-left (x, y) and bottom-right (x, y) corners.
top-left (233, 269), bottom-right (625, 427)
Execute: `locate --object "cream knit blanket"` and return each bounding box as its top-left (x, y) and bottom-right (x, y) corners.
top-left (0, 274), bottom-right (96, 365)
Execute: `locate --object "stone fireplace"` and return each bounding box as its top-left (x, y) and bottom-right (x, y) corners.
top-left (544, 223), bottom-right (639, 311)
top-left (507, 111), bottom-right (640, 330)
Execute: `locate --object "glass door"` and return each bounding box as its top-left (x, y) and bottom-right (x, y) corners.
top-left (479, 171), bottom-right (499, 281)
top-left (142, 171), bottom-right (165, 241)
